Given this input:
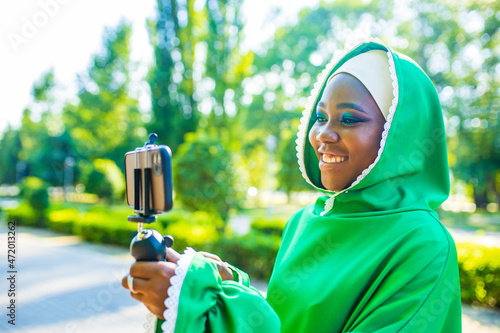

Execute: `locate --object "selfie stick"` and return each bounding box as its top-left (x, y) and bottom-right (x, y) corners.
top-left (128, 133), bottom-right (174, 262)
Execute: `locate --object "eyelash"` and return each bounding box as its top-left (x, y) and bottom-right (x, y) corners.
top-left (314, 113), bottom-right (363, 125)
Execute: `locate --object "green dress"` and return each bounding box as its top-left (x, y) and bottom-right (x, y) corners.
top-left (156, 38), bottom-right (462, 333)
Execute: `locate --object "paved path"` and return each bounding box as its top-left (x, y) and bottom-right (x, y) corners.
top-left (0, 224), bottom-right (499, 332)
top-left (0, 224), bottom-right (151, 332)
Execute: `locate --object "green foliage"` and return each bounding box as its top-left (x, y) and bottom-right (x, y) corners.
top-left (81, 159), bottom-right (125, 202)
top-left (174, 132), bottom-right (241, 226)
top-left (47, 208), bottom-right (79, 234)
top-left (457, 243), bottom-right (500, 308)
top-left (0, 127), bottom-right (21, 184)
top-left (31, 68), bottom-right (55, 102)
top-left (63, 21), bottom-right (142, 168)
top-left (72, 210), bottom-right (137, 247)
top-left (165, 212), bottom-right (220, 252)
top-left (5, 200), bottom-right (38, 227)
top-left (39, 203), bottom-right (221, 250)
top-left (276, 126), bottom-right (310, 196)
top-left (19, 176), bottom-right (49, 226)
top-left (146, 0), bottom-right (199, 153)
top-left (251, 217), bottom-right (287, 237)
top-left (213, 231), bottom-right (281, 281)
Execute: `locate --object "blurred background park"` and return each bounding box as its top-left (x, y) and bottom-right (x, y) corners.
top-left (0, 0), bottom-right (499, 330)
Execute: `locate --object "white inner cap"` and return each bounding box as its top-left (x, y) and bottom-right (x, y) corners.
top-left (328, 50), bottom-right (392, 119)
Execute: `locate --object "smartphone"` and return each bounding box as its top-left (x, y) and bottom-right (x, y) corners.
top-left (124, 145), bottom-right (173, 214)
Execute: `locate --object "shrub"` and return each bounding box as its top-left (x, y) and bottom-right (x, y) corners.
top-left (47, 208), bottom-right (79, 234)
top-left (457, 242), bottom-right (500, 308)
top-left (213, 231), bottom-right (281, 281)
top-left (72, 210), bottom-right (137, 247)
top-left (81, 159), bottom-right (125, 202)
top-left (20, 176), bottom-right (49, 226)
top-left (165, 210), bottom-right (222, 252)
top-left (5, 200), bottom-right (38, 226)
top-left (174, 132), bottom-right (241, 228)
top-left (251, 217), bottom-right (286, 236)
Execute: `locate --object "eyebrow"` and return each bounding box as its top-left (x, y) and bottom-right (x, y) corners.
top-left (336, 102), bottom-right (367, 114)
top-left (317, 101), bottom-right (367, 114)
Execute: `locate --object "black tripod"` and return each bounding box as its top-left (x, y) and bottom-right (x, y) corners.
top-left (126, 134), bottom-right (174, 332)
top-left (127, 133), bottom-right (174, 262)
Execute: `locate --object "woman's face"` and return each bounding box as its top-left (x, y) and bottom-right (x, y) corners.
top-left (308, 73), bottom-right (386, 192)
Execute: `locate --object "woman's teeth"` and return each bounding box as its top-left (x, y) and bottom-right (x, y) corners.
top-left (322, 155), bottom-right (347, 163)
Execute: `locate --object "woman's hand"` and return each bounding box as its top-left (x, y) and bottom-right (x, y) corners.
top-left (198, 251), bottom-right (234, 281)
top-left (121, 248), bottom-right (181, 319)
top-left (122, 248), bottom-right (233, 319)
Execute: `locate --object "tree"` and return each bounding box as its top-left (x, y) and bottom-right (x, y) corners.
top-left (63, 21), bottom-right (143, 170)
top-left (392, 0), bottom-right (500, 207)
top-left (276, 126), bottom-right (309, 201)
top-left (173, 132), bottom-right (241, 230)
top-left (0, 126), bottom-right (21, 184)
top-left (146, 0), bottom-right (200, 153)
top-left (81, 159), bottom-right (125, 202)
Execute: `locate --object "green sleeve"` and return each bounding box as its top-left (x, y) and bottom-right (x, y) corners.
top-left (226, 263), bottom-right (251, 287)
top-left (162, 249), bottom-right (280, 333)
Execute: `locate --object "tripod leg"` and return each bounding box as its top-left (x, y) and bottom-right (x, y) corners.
top-left (134, 168), bottom-right (141, 211)
top-left (143, 167), bottom-right (152, 216)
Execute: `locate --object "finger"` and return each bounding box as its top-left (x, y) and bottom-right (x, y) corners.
top-left (124, 275), bottom-right (149, 294)
top-left (167, 247), bottom-right (181, 263)
top-left (130, 261), bottom-right (176, 279)
top-left (130, 290), bottom-right (145, 302)
top-left (122, 275), bottom-right (129, 290)
top-left (121, 273), bottom-right (145, 293)
top-left (198, 252), bottom-right (222, 262)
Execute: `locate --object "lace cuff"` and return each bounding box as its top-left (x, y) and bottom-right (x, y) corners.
top-left (161, 247), bottom-right (197, 333)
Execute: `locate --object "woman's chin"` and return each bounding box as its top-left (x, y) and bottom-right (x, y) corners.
top-left (321, 179), bottom-right (347, 192)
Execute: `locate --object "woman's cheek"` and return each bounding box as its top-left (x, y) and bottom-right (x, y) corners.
top-left (308, 125), bottom-right (320, 146)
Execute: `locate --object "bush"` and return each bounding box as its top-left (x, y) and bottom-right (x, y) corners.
top-left (251, 217), bottom-right (286, 237)
top-left (213, 231), bottom-right (281, 281)
top-left (20, 176), bottom-right (49, 226)
top-left (164, 210), bottom-right (222, 252)
top-left (174, 132), bottom-right (241, 227)
top-left (47, 208), bottom-right (79, 234)
top-left (81, 159), bottom-right (125, 202)
top-left (457, 242), bottom-right (500, 308)
top-left (5, 200), bottom-right (38, 226)
top-left (72, 210), bottom-right (137, 247)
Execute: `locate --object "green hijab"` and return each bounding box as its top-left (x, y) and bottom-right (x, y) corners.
top-left (265, 38), bottom-right (461, 332)
top-left (297, 40), bottom-right (450, 215)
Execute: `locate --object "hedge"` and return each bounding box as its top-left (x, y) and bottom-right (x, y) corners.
top-left (457, 243), bottom-right (500, 308)
top-left (4, 203), bottom-right (500, 308)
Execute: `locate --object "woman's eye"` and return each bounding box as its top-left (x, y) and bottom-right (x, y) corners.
top-left (315, 112), bottom-right (327, 124)
top-left (340, 114), bottom-right (362, 125)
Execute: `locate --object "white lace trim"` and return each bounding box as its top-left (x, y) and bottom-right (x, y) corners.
top-left (296, 32), bottom-right (399, 215)
top-left (145, 312), bottom-right (156, 333)
top-left (161, 247), bottom-right (197, 333)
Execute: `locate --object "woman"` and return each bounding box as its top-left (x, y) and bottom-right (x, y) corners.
top-left (122, 37), bottom-right (462, 332)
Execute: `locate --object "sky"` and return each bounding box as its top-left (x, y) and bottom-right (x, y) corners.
top-left (0, 0), bottom-right (319, 134)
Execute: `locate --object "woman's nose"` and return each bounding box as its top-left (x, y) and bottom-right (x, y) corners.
top-left (316, 126), bottom-right (340, 143)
